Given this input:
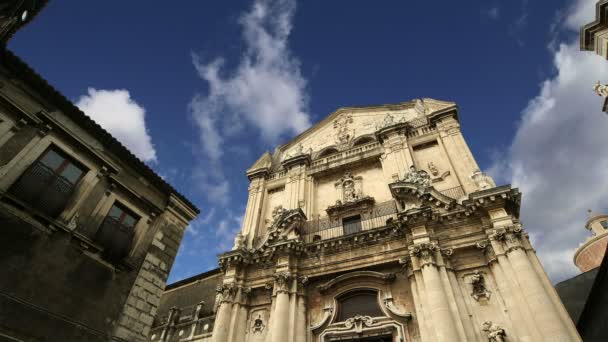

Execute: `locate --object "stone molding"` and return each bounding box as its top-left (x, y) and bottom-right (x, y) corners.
top-left (317, 271), bottom-right (396, 294)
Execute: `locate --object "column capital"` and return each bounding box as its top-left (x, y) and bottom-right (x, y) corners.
top-left (476, 239), bottom-right (498, 264)
top-left (410, 242), bottom-right (440, 268)
top-left (273, 271), bottom-right (294, 294)
top-left (488, 224), bottom-right (526, 253)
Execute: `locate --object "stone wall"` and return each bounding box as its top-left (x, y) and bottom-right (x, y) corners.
top-left (114, 216), bottom-right (187, 341)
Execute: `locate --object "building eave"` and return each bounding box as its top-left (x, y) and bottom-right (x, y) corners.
top-left (0, 49), bottom-right (200, 214)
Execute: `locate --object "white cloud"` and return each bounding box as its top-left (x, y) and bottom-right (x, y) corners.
top-left (484, 6), bottom-right (500, 20)
top-left (491, 0), bottom-right (608, 282)
top-left (190, 0), bottom-right (311, 161)
top-left (76, 88), bottom-right (157, 162)
top-left (564, 0), bottom-right (597, 30)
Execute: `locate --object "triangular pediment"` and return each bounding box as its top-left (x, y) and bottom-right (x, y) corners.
top-left (247, 98), bottom-right (458, 171)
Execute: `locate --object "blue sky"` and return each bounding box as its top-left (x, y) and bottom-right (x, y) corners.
top-left (9, 0), bottom-right (608, 283)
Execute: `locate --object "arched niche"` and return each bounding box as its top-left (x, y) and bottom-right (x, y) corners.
top-left (316, 146), bottom-right (339, 158)
top-left (310, 271), bottom-right (412, 342)
top-left (352, 135), bottom-right (375, 146)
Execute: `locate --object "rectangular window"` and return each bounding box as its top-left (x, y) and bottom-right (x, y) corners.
top-left (9, 146), bottom-right (85, 218)
top-left (95, 202), bottom-right (139, 262)
top-left (342, 214), bottom-right (362, 235)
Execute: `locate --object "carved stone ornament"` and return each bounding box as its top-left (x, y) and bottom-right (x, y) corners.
top-left (333, 113), bottom-right (354, 149)
top-left (594, 81), bottom-right (608, 97)
top-left (334, 172), bottom-right (363, 203)
top-left (343, 315), bottom-right (374, 333)
top-left (471, 169), bottom-right (496, 191)
top-left (428, 162), bottom-right (439, 176)
top-left (271, 205), bottom-right (287, 223)
top-left (233, 232), bottom-right (245, 250)
top-left (216, 283), bottom-right (237, 303)
top-left (414, 99), bottom-right (429, 115)
top-left (252, 314), bottom-right (265, 333)
top-left (273, 272), bottom-right (293, 293)
top-left (482, 321), bottom-right (507, 342)
top-left (66, 214), bottom-right (79, 230)
top-left (403, 165), bottom-right (431, 187)
top-left (411, 243), bottom-right (438, 266)
top-left (470, 271), bottom-right (491, 301)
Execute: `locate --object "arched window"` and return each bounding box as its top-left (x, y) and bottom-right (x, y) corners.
top-left (318, 147), bottom-right (339, 158)
top-left (336, 290), bottom-right (384, 321)
top-left (352, 136), bottom-right (375, 146)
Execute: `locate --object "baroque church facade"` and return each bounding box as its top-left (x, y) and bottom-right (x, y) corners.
top-left (150, 98), bottom-right (581, 342)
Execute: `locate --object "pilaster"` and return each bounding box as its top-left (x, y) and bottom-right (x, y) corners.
top-left (485, 208), bottom-right (578, 341)
top-left (375, 122), bottom-right (413, 183)
top-left (435, 116), bottom-right (479, 194)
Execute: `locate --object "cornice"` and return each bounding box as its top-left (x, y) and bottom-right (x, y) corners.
top-left (580, 0), bottom-right (608, 51)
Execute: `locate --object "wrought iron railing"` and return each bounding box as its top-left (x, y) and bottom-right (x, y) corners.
top-left (94, 216), bottom-right (134, 262)
top-left (8, 161), bottom-right (76, 218)
top-left (301, 201), bottom-right (398, 243)
top-left (310, 141), bottom-right (381, 168)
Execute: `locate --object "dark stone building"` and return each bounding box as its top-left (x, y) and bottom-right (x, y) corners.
top-left (0, 3), bottom-right (200, 341)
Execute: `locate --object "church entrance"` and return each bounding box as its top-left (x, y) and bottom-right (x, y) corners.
top-left (338, 335), bottom-right (393, 342)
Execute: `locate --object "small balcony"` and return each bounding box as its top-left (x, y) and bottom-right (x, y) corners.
top-left (94, 216), bottom-right (134, 262)
top-left (8, 161), bottom-right (76, 218)
top-left (301, 200), bottom-right (398, 243)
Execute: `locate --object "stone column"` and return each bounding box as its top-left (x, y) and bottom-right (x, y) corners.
top-left (477, 240), bottom-right (539, 342)
top-left (491, 226), bottom-right (575, 341)
top-left (411, 244), bottom-right (459, 342)
top-left (211, 283), bottom-right (236, 342)
top-left (402, 259), bottom-right (432, 342)
top-left (227, 286), bottom-right (250, 342)
top-left (440, 249), bottom-right (478, 342)
top-left (270, 272), bottom-right (293, 342)
top-left (295, 276), bottom-right (308, 342)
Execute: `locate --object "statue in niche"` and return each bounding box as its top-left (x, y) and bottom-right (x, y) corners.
top-left (252, 314), bottom-right (265, 333)
top-left (470, 271), bottom-right (490, 300)
top-left (335, 172), bottom-right (363, 203)
top-left (403, 165), bottom-right (431, 187)
top-left (481, 321), bottom-right (506, 342)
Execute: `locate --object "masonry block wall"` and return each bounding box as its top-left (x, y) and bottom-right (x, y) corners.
top-left (114, 214), bottom-right (188, 341)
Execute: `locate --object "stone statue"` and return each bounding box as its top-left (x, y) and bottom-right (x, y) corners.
top-left (404, 165), bottom-right (431, 187)
top-left (482, 321), bottom-right (506, 342)
top-left (335, 172), bottom-right (363, 203)
top-left (271, 205), bottom-right (286, 223)
top-left (470, 271), bottom-right (490, 300)
top-left (594, 81), bottom-right (608, 97)
top-left (233, 232), bottom-right (245, 250)
top-left (382, 113), bottom-right (395, 127)
top-left (333, 113), bottom-right (354, 149)
top-left (428, 162), bottom-right (439, 176)
top-left (471, 169), bottom-right (495, 190)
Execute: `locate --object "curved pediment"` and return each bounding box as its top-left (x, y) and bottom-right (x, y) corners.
top-left (318, 271), bottom-right (396, 294)
top-left (389, 181), bottom-right (458, 211)
top-left (253, 207), bottom-right (307, 251)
